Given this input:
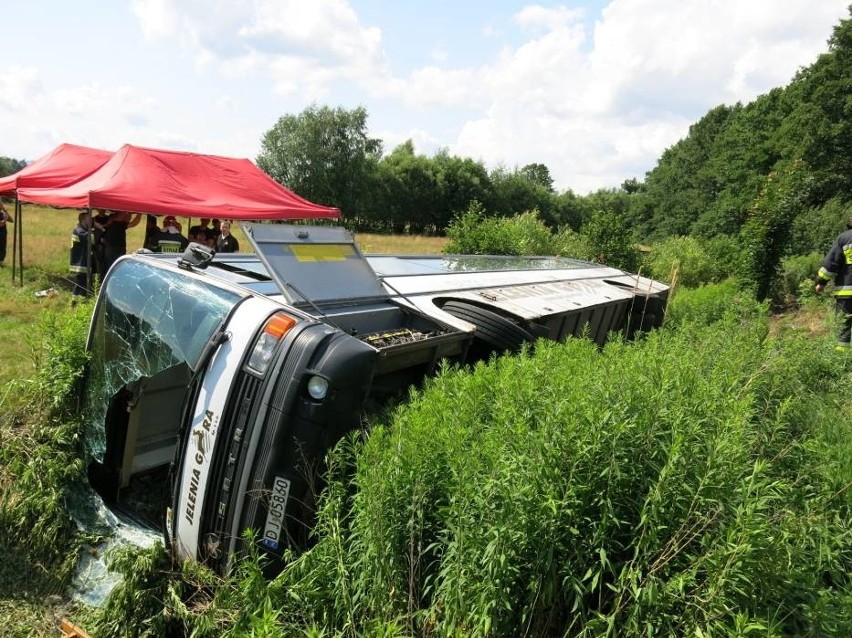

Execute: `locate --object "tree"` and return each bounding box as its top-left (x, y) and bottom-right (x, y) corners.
top-left (739, 159), bottom-right (810, 301)
top-left (582, 209), bottom-right (640, 272)
top-left (0, 156), bottom-right (25, 178)
top-left (489, 166), bottom-right (557, 226)
top-left (257, 104), bottom-right (382, 218)
top-left (519, 163), bottom-right (554, 191)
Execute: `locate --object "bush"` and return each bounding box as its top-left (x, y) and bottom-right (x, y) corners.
top-left (581, 210), bottom-right (640, 272)
top-left (552, 227), bottom-right (595, 260)
top-left (444, 203), bottom-right (553, 256)
top-left (665, 279), bottom-right (766, 329)
top-left (643, 236), bottom-right (728, 288)
top-left (265, 317), bottom-right (850, 636)
top-left (774, 252), bottom-right (824, 304)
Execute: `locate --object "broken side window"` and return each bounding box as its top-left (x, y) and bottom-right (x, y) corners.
top-left (83, 260), bottom-right (242, 464)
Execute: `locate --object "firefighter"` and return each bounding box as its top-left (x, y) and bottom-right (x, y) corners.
top-left (815, 216), bottom-right (852, 351)
top-left (70, 211), bottom-right (94, 298)
top-left (155, 215), bottom-right (189, 253)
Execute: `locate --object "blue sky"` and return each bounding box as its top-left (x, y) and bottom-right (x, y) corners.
top-left (1, 1), bottom-right (847, 194)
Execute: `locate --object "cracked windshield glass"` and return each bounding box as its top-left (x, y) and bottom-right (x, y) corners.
top-left (83, 260), bottom-right (241, 462)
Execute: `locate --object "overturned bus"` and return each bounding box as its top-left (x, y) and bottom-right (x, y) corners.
top-left (80, 223), bottom-right (669, 576)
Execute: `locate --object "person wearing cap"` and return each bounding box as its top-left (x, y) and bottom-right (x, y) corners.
top-left (103, 210), bottom-right (142, 272)
top-left (815, 216), bottom-right (852, 351)
top-left (155, 215), bottom-right (189, 253)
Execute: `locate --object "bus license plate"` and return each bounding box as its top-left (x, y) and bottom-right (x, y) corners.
top-left (261, 475), bottom-right (291, 549)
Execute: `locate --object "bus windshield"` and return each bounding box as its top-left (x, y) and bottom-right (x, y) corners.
top-left (83, 259), bottom-right (242, 462)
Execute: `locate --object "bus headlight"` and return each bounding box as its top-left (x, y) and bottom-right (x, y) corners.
top-left (306, 375), bottom-right (329, 400)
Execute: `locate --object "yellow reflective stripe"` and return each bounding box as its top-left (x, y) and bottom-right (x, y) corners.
top-left (817, 267), bottom-right (833, 281)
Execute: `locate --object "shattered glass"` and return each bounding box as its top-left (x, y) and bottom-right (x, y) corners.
top-left (83, 260), bottom-right (242, 463)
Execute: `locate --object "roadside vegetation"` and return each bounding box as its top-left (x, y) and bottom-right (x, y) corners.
top-left (0, 208), bottom-right (849, 636)
top-left (1, 11), bottom-right (850, 635)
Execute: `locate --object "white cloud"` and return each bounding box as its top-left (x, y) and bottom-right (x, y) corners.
top-left (133, 0), bottom-right (390, 97)
top-left (0, 67), bottom-right (189, 160)
top-left (0, 66), bottom-right (43, 112)
top-left (514, 5), bottom-right (584, 32)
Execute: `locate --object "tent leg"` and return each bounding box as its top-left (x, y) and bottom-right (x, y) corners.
top-left (10, 198), bottom-right (22, 286)
top-left (85, 207), bottom-right (92, 297)
top-left (16, 199), bottom-right (23, 286)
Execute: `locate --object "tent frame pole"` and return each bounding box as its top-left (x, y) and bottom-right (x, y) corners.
top-left (10, 197), bottom-right (23, 286)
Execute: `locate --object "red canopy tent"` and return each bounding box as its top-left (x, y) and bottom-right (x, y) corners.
top-left (17, 144), bottom-right (340, 220)
top-left (0, 143), bottom-right (113, 196)
top-left (0, 143), bottom-right (113, 283)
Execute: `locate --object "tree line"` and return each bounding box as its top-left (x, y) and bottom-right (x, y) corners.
top-left (256, 106), bottom-right (589, 235)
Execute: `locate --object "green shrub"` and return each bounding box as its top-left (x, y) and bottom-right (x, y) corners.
top-left (581, 210), bottom-right (640, 272)
top-left (552, 227), bottom-right (595, 260)
top-left (702, 234), bottom-right (744, 281)
top-left (643, 235), bottom-right (728, 288)
top-left (665, 279), bottom-right (767, 329)
top-left (444, 203), bottom-right (553, 256)
top-left (774, 252), bottom-right (823, 304)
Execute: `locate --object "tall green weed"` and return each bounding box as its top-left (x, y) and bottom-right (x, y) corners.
top-left (259, 315), bottom-right (850, 636)
top-left (32, 298), bottom-right (850, 638)
top-left (643, 235), bottom-right (738, 288)
top-left (0, 303), bottom-right (92, 588)
top-left (665, 279), bottom-right (767, 329)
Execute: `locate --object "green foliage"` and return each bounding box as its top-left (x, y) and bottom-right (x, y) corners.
top-left (265, 316), bottom-right (850, 636)
top-left (256, 104), bottom-right (382, 218)
top-left (18, 294), bottom-right (848, 637)
top-left (487, 165), bottom-right (561, 227)
top-left (552, 227), bottom-right (595, 261)
top-left (634, 10), bottom-right (852, 242)
top-left (518, 163), bottom-right (554, 191)
top-left (0, 303), bottom-right (92, 587)
top-left (775, 252), bottom-right (824, 303)
top-left (740, 159), bottom-right (810, 301)
top-left (89, 544), bottom-right (183, 638)
top-left (641, 234), bottom-right (742, 289)
top-left (789, 196), bottom-right (852, 255)
top-left (0, 156), bottom-right (26, 178)
top-left (582, 209), bottom-right (641, 272)
top-left (643, 236), bottom-right (730, 288)
top-left (665, 279), bottom-right (767, 329)
top-left (636, 104), bottom-right (743, 238)
top-left (443, 203), bottom-right (554, 256)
